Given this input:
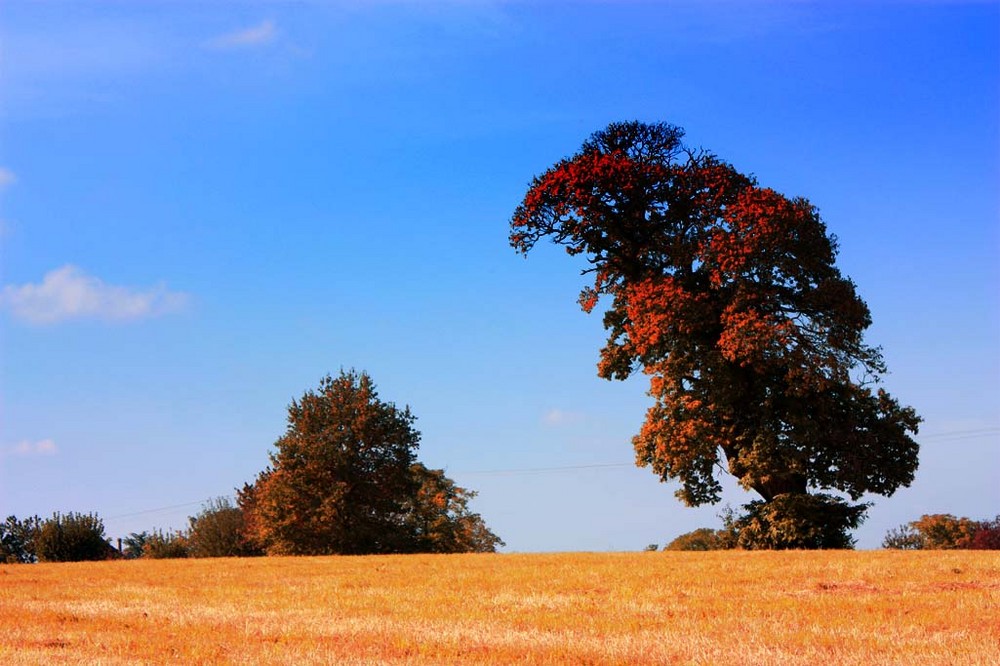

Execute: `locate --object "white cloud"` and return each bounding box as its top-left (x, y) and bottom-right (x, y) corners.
top-left (543, 409), bottom-right (584, 427)
top-left (205, 20), bottom-right (277, 50)
top-left (0, 265), bottom-right (189, 325)
top-left (9, 439), bottom-right (58, 457)
top-left (0, 167), bottom-right (16, 190)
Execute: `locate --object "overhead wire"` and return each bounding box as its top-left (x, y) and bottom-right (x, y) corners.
top-left (95, 426), bottom-right (998, 524)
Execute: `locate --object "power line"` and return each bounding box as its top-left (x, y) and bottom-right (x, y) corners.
top-left (917, 427), bottom-right (999, 441)
top-left (95, 426), bottom-right (998, 524)
top-left (103, 498), bottom-right (232, 522)
top-left (456, 462), bottom-right (633, 476)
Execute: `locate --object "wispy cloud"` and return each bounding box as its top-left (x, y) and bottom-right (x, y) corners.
top-left (0, 168), bottom-right (17, 190)
top-left (0, 265), bottom-right (189, 325)
top-left (6, 439), bottom-right (58, 458)
top-left (205, 20), bottom-right (277, 50)
top-left (543, 409), bottom-right (584, 427)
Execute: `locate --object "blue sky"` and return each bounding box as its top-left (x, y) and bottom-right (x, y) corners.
top-left (1, 0), bottom-right (997, 551)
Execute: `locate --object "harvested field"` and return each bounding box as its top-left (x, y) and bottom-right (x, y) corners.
top-left (1, 551), bottom-right (998, 664)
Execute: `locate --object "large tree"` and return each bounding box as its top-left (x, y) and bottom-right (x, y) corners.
top-left (242, 370), bottom-right (420, 555)
top-left (240, 370), bottom-right (503, 555)
top-left (510, 121), bottom-right (920, 548)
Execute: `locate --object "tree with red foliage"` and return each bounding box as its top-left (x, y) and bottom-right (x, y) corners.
top-left (510, 121), bottom-right (920, 548)
top-left (969, 516), bottom-right (1000, 550)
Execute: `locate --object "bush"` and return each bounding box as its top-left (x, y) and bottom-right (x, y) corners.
top-left (36, 512), bottom-right (111, 562)
top-left (911, 514), bottom-right (978, 549)
top-left (0, 515), bottom-right (42, 564)
top-left (187, 497), bottom-right (261, 558)
top-left (664, 528), bottom-right (727, 551)
top-left (882, 524), bottom-right (924, 550)
top-left (883, 513), bottom-right (986, 550)
top-left (142, 530), bottom-right (189, 559)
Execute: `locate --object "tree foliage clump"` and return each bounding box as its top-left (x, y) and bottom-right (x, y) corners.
top-left (141, 530), bottom-right (190, 559)
top-left (403, 463), bottom-right (504, 553)
top-left (510, 120), bottom-right (920, 548)
top-left (241, 370), bottom-right (503, 555)
top-left (883, 513), bottom-right (999, 550)
top-left (0, 515), bottom-right (42, 563)
top-left (725, 494), bottom-right (866, 550)
top-left (969, 517), bottom-right (1000, 550)
top-left (187, 497), bottom-right (262, 558)
top-left (122, 532), bottom-right (151, 560)
top-left (664, 527), bottom-right (728, 551)
top-left (36, 512), bottom-right (111, 562)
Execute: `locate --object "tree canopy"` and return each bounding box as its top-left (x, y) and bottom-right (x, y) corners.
top-left (240, 370), bottom-right (502, 555)
top-left (35, 512), bottom-right (110, 562)
top-left (187, 497), bottom-right (262, 558)
top-left (1, 515), bottom-right (41, 564)
top-left (403, 463), bottom-right (505, 553)
top-left (510, 121), bottom-right (920, 547)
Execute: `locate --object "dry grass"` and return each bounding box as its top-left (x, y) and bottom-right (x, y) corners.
top-left (1, 551), bottom-right (997, 664)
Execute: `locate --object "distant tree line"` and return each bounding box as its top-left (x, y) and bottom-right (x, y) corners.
top-left (2, 370), bottom-right (503, 564)
top-left (0, 503), bottom-right (255, 563)
top-left (881, 514), bottom-right (1000, 550)
top-left (1, 513), bottom-right (112, 563)
top-left (650, 511), bottom-right (999, 552)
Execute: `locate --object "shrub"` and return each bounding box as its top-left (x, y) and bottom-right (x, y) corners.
top-left (36, 512), bottom-right (111, 562)
top-left (883, 513), bottom-right (986, 550)
top-left (664, 528), bottom-right (726, 551)
top-left (142, 530), bottom-right (189, 559)
top-left (882, 524), bottom-right (924, 550)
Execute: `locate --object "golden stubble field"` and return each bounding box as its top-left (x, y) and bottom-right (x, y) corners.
top-left (1, 551), bottom-right (997, 665)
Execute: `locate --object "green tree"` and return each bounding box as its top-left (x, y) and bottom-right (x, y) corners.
top-left (403, 463), bottom-right (504, 553)
top-left (510, 121), bottom-right (920, 548)
top-left (0, 515), bottom-right (42, 563)
top-left (243, 370), bottom-right (422, 555)
top-left (187, 497), bottom-right (261, 558)
top-left (122, 532), bottom-right (150, 560)
top-left (36, 512), bottom-right (110, 562)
